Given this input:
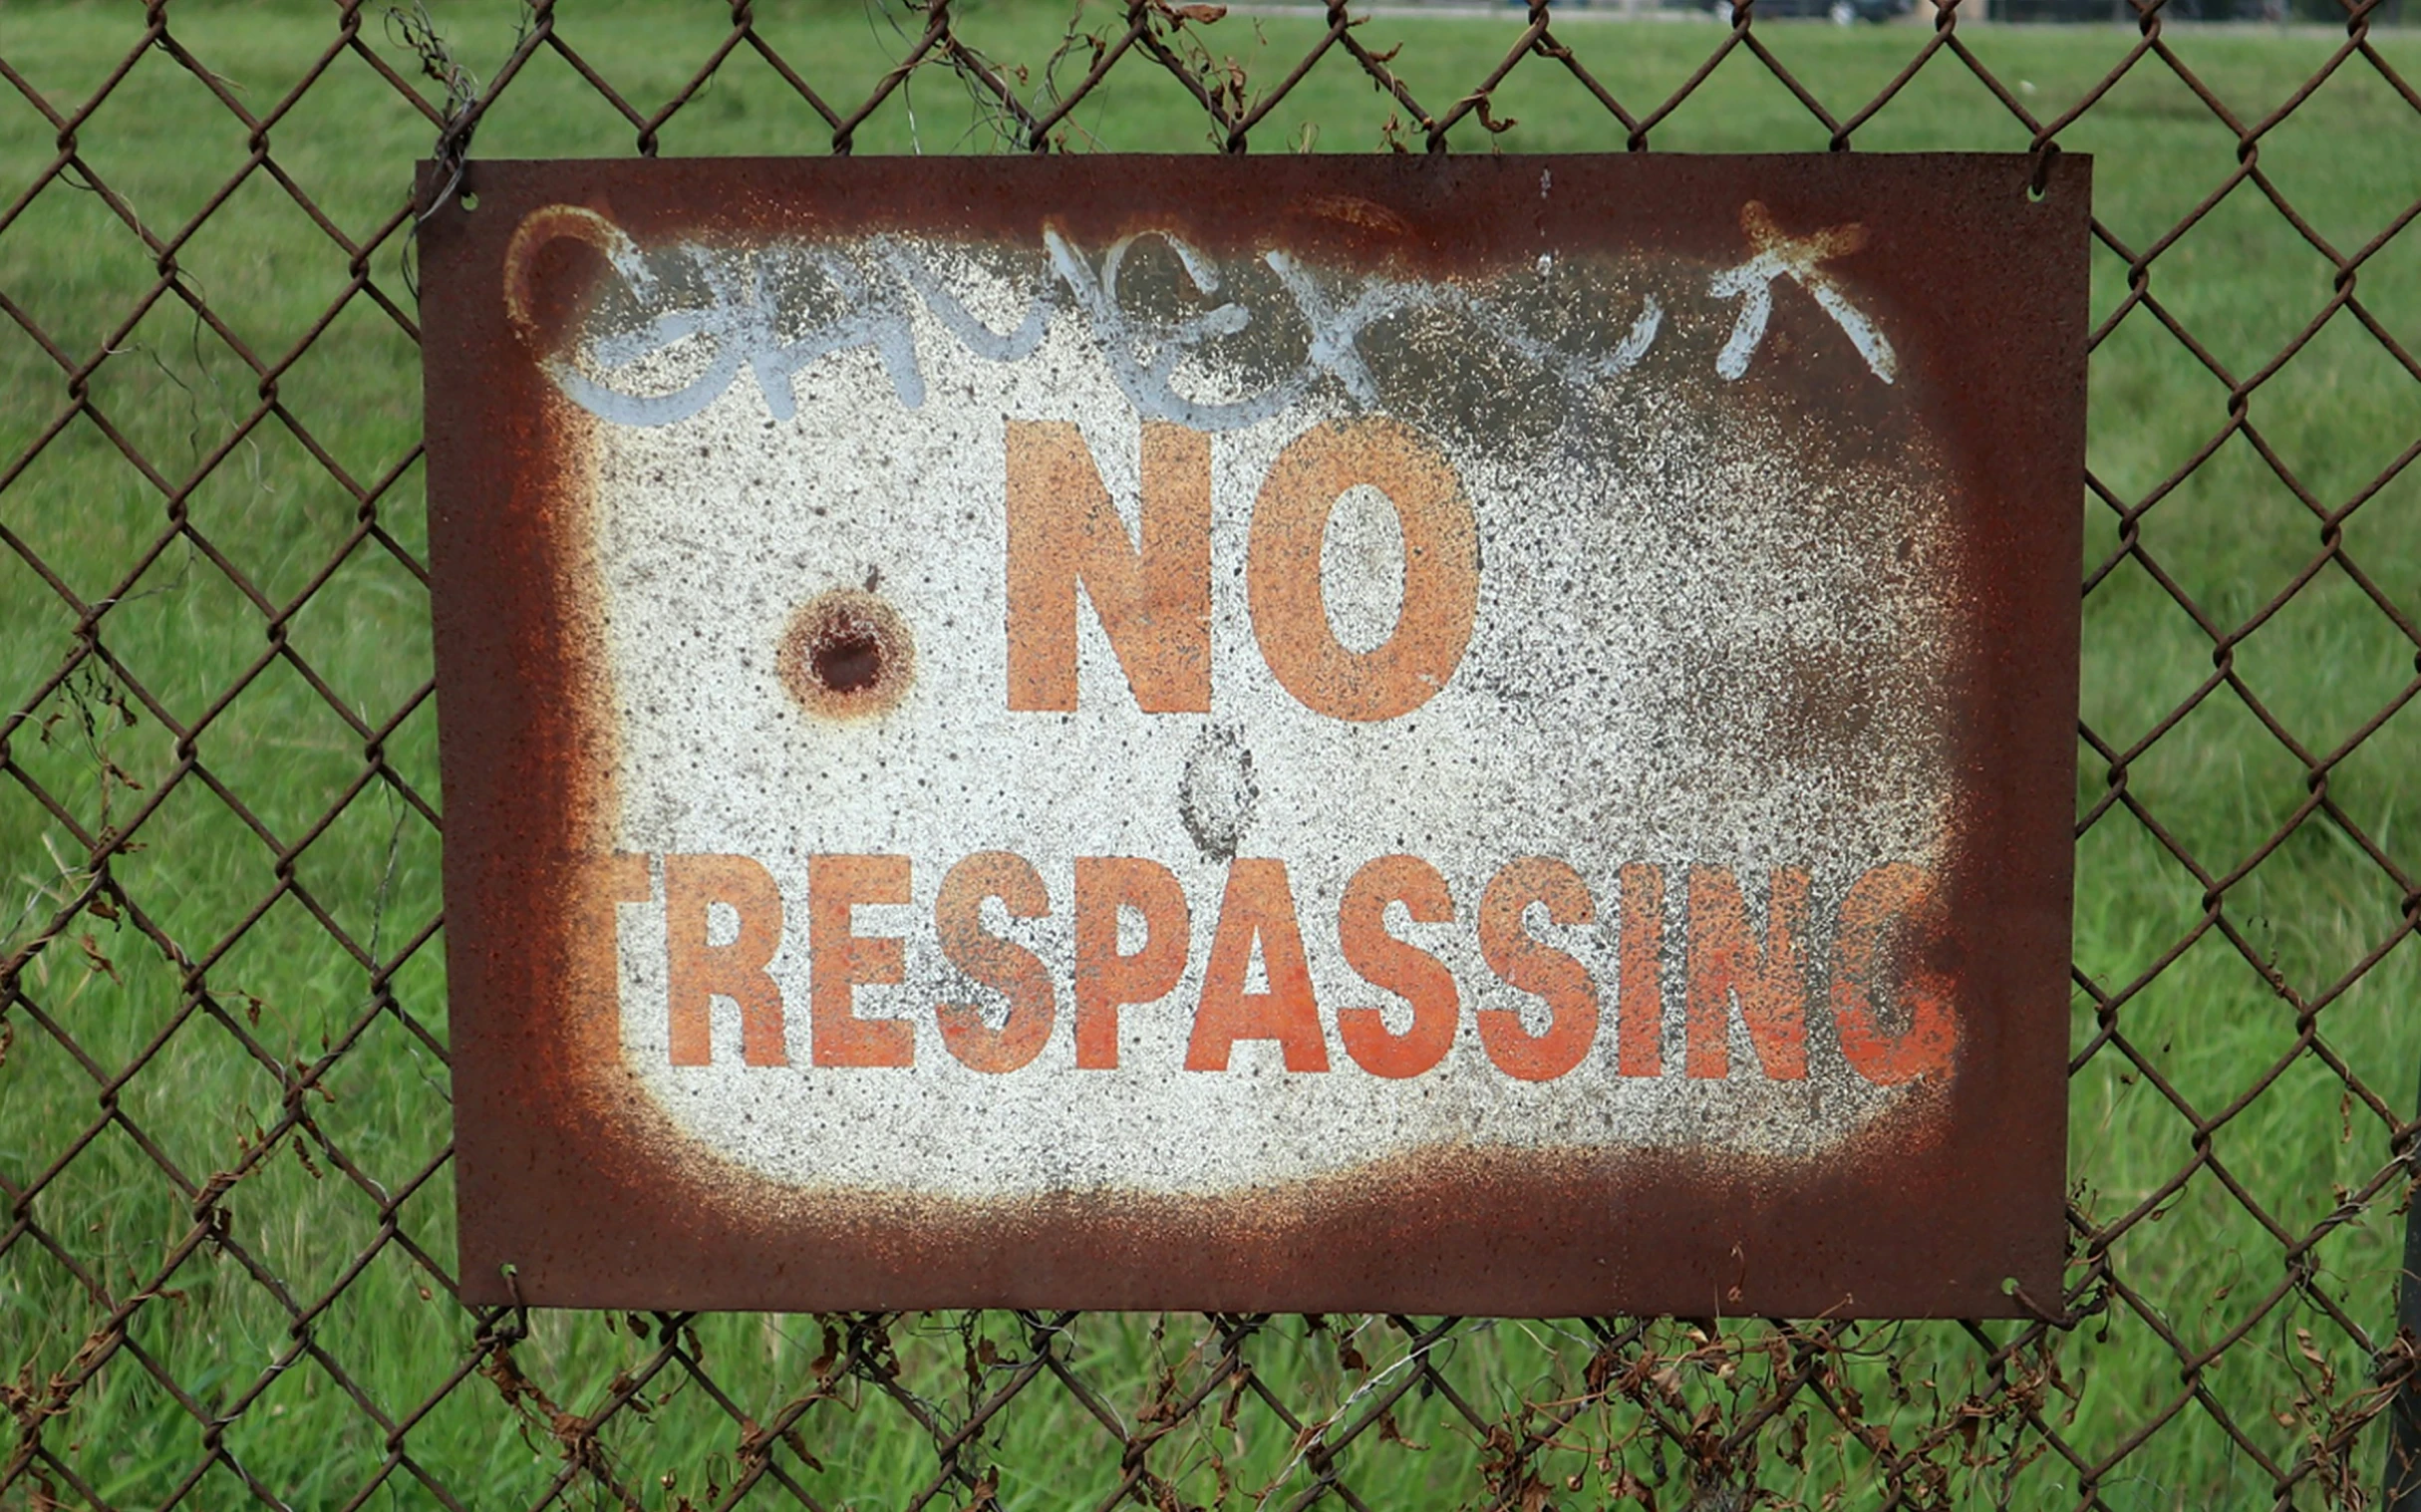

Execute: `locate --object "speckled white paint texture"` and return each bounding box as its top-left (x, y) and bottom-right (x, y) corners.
top-left (558, 224), bottom-right (1968, 1199)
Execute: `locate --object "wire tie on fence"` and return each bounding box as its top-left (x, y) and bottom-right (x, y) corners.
top-left (2005, 1282), bottom-right (2081, 1330)
top-left (2027, 142), bottom-right (2061, 202)
top-left (388, 1), bottom-right (481, 296)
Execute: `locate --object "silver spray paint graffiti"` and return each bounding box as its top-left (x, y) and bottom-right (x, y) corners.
top-left (505, 192), bottom-right (1895, 436)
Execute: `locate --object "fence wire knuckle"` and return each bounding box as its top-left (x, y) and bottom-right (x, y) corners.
top-left (2, 0), bottom-right (2419, 1505)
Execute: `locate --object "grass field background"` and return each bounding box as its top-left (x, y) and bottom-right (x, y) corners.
top-left (2, 0), bottom-right (2419, 1506)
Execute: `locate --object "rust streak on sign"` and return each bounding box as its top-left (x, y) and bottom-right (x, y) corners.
top-left (419, 154), bottom-right (2089, 1318)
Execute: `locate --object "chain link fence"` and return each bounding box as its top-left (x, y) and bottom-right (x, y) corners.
top-left (1, 0), bottom-right (2418, 1507)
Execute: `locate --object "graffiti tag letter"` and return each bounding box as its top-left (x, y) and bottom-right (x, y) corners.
top-left (1708, 201), bottom-right (1897, 386)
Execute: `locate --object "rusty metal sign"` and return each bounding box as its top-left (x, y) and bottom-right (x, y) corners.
top-left (419, 153), bottom-right (2087, 1318)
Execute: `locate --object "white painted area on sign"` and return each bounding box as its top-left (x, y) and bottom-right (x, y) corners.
top-left (558, 223), bottom-right (1967, 1200)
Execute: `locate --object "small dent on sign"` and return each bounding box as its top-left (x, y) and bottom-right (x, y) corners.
top-left (1178, 726), bottom-right (1259, 863)
top-left (1297, 193), bottom-right (1413, 239)
top-left (778, 588), bottom-right (915, 720)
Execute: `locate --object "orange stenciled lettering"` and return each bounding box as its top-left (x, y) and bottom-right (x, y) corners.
top-left (809, 854), bottom-right (913, 1067)
top-left (1476, 857), bottom-right (1598, 1081)
top-left (1188, 859), bottom-right (1330, 1071)
top-left (1005, 420), bottom-right (1210, 713)
top-left (580, 852), bottom-right (655, 1065)
top-left (1617, 862), bottom-right (1664, 1077)
top-left (1684, 866), bottom-right (1811, 1080)
top-left (1247, 418), bottom-right (1479, 722)
top-left (1832, 863), bottom-right (1957, 1085)
top-left (1072, 857), bottom-right (1190, 1068)
top-left (664, 853), bottom-right (786, 1066)
top-left (1336, 854), bottom-right (1458, 1078)
top-left (936, 851), bottom-right (1056, 1074)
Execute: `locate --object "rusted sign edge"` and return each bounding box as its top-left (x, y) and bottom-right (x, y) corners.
top-left (419, 152), bottom-right (2087, 1319)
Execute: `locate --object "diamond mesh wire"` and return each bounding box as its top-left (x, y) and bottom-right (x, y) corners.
top-left (1, 0), bottom-right (2418, 1507)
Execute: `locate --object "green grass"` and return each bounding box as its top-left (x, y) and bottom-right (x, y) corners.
top-left (1, 0), bottom-right (2418, 1507)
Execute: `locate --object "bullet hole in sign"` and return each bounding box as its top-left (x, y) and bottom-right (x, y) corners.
top-left (779, 588), bottom-right (914, 719)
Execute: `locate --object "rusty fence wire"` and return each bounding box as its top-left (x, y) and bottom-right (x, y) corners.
top-left (2, 0), bottom-right (2420, 1507)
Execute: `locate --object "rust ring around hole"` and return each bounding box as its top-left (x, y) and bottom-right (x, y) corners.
top-left (778, 588), bottom-right (916, 720)
top-left (501, 203), bottom-right (640, 357)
